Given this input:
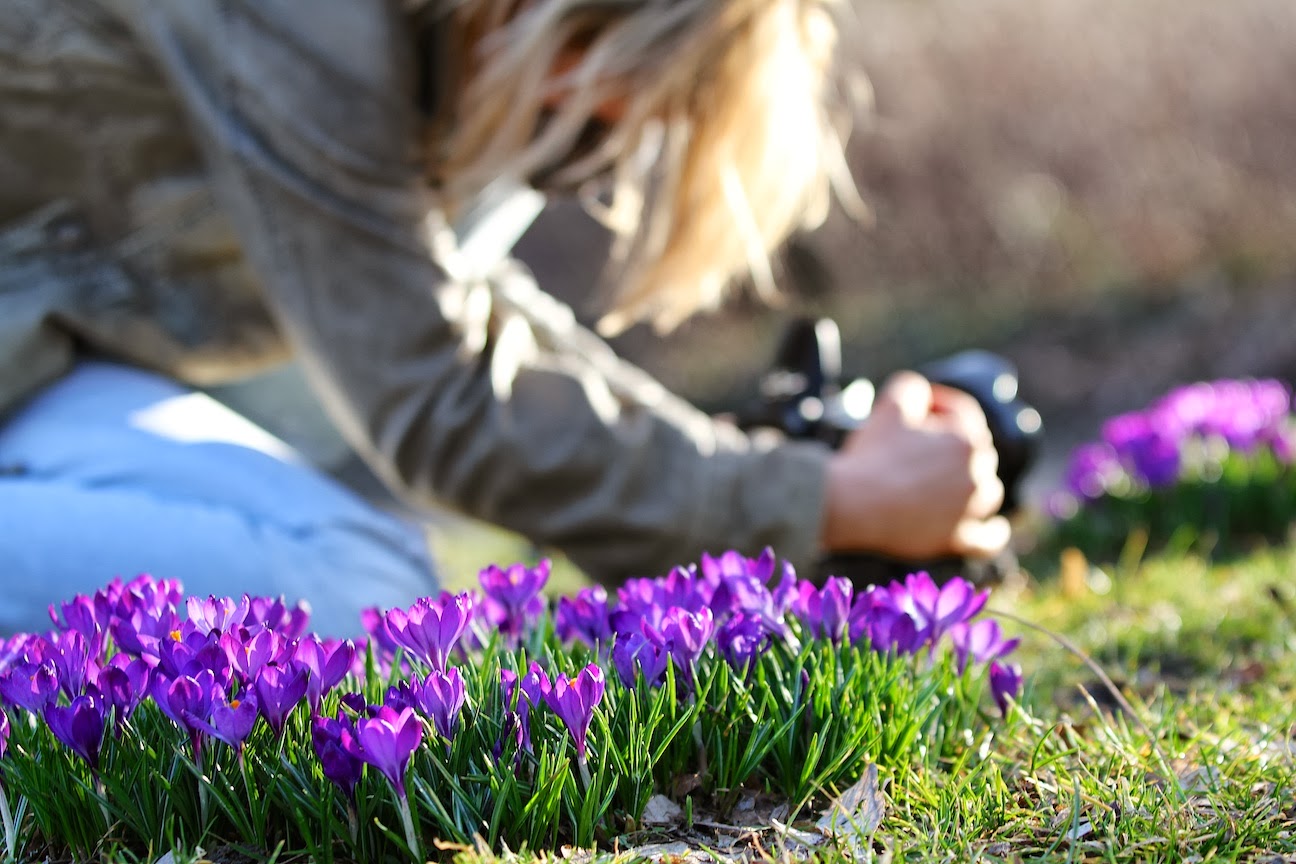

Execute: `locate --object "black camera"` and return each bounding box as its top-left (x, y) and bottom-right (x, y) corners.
top-left (735, 317), bottom-right (1043, 588)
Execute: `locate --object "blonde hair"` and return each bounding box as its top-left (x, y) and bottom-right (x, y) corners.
top-left (429, 0), bottom-right (861, 333)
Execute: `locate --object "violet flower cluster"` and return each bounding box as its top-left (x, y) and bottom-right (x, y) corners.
top-left (1057, 378), bottom-right (1294, 508)
top-left (550, 548), bottom-right (1023, 712)
top-left (0, 547), bottom-right (1023, 821)
top-left (0, 578), bottom-right (361, 776)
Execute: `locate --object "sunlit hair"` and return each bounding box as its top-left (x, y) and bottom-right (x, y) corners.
top-left (427, 0), bottom-right (861, 333)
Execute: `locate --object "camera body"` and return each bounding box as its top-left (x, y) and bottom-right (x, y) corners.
top-left (735, 317), bottom-right (1043, 587)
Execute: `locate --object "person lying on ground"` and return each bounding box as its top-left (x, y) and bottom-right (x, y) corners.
top-left (0, 0), bottom-right (1005, 636)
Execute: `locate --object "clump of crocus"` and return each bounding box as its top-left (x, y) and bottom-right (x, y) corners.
top-left (1058, 378), bottom-right (1294, 503)
top-left (1051, 378), bottom-right (1296, 558)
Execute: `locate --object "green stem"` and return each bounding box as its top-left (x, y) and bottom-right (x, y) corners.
top-left (691, 718), bottom-right (708, 779)
top-left (94, 774), bottom-right (111, 833)
top-left (577, 755), bottom-right (592, 791)
top-left (0, 782), bottom-right (16, 862)
top-left (397, 794), bottom-right (421, 862)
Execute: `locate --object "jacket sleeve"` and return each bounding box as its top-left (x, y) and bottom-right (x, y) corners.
top-left (126, 0), bottom-right (831, 583)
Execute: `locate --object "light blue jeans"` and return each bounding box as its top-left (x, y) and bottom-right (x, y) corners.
top-left (0, 362), bottom-right (439, 637)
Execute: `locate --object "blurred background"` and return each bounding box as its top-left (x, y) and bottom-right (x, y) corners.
top-left (220, 0), bottom-right (1296, 583)
top-left (516, 0), bottom-right (1296, 491)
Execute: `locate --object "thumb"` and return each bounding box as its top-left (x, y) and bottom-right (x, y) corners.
top-left (950, 515), bottom-right (1013, 559)
top-left (871, 371), bottom-right (933, 429)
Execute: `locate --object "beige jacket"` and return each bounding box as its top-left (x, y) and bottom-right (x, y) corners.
top-left (0, 0), bottom-right (830, 582)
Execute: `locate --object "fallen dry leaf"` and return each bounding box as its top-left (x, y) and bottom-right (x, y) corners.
top-left (816, 763), bottom-right (887, 837)
top-left (642, 794), bottom-right (684, 827)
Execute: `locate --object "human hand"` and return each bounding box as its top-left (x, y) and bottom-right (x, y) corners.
top-left (819, 371), bottom-right (1010, 561)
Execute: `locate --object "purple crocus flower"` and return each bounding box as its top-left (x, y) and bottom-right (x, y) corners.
top-left (607, 586), bottom-right (664, 637)
top-left (793, 577), bottom-right (854, 643)
top-left (500, 665), bottom-right (548, 753)
top-left (0, 660), bottom-right (59, 715)
top-left (847, 586), bottom-right (924, 653)
top-left (611, 631), bottom-right (670, 689)
top-left (716, 614), bottom-right (772, 673)
top-left (156, 628), bottom-right (232, 686)
top-left (194, 690), bottom-right (260, 757)
top-left (212, 690), bottom-right (260, 749)
top-left (349, 706), bottom-right (424, 800)
top-left (360, 608), bottom-right (402, 657)
top-left (763, 562), bottom-right (804, 626)
top-left (245, 596), bottom-right (311, 639)
top-left (0, 710), bottom-right (9, 761)
top-left (989, 661), bottom-right (1023, 715)
top-left (700, 547), bottom-right (777, 587)
top-left (889, 573), bottom-right (988, 646)
top-left (313, 713), bottom-right (364, 799)
top-left (47, 594), bottom-right (109, 659)
top-left (382, 592), bottom-right (475, 670)
top-left (948, 619), bottom-right (1020, 673)
top-left (223, 626), bottom-right (290, 684)
top-left (542, 665), bottom-right (605, 762)
top-left (1102, 412), bottom-right (1181, 488)
top-left (48, 631), bottom-right (98, 700)
top-left (44, 690), bottom-right (109, 772)
top-left (254, 661), bottom-right (312, 736)
top-left (609, 567), bottom-right (710, 636)
top-left (109, 602), bottom-right (181, 661)
top-left (703, 548), bottom-right (779, 621)
top-left (646, 607), bottom-right (715, 676)
top-left (0, 634), bottom-right (38, 677)
top-left (382, 680), bottom-right (417, 714)
top-left (295, 637), bottom-right (356, 712)
top-left (151, 670), bottom-right (220, 761)
top-left (554, 586), bottom-right (613, 648)
top-left (95, 654), bottom-right (151, 734)
top-left (867, 607), bottom-right (924, 654)
top-left (412, 668), bottom-right (466, 742)
top-left (1063, 442), bottom-right (1123, 501)
top-left (186, 595), bottom-right (251, 636)
top-left (340, 692), bottom-right (369, 716)
top-left (478, 561), bottom-right (549, 641)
